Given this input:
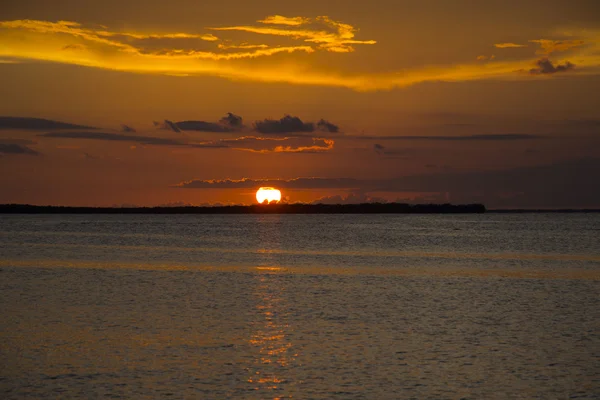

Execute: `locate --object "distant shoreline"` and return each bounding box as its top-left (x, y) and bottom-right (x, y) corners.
top-left (1, 203), bottom-right (486, 214)
top-left (1, 204), bottom-right (598, 214)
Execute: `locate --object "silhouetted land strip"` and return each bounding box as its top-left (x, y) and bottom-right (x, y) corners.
top-left (0, 203), bottom-right (487, 214)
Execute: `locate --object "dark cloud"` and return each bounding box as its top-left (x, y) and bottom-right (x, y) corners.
top-left (174, 120), bottom-right (230, 132)
top-left (0, 116), bottom-right (97, 130)
top-left (313, 192), bottom-right (387, 205)
top-left (121, 124), bottom-right (136, 133)
top-left (219, 112), bottom-right (243, 128)
top-left (154, 120), bottom-right (182, 133)
top-left (374, 143), bottom-right (385, 154)
top-left (529, 58), bottom-right (575, 75)
top-left (316, 119), bottom-right (339, 133)
top-left (37, 131), bottom-right (324, 152)
top-left (176, 177), bottom-right (362, 189)
top-left (0, 143), bottom-right (39, 155)
top-left (39, 131), bottom-right (184, 146)
top-left (373, 143), bottom-right (413, 157)
top-left (254, 115), bottom-right (315, 135)
top-left (351, 134), bottom-right (542, 141)
top-left (176, 158), bottom-right (600, 208)
top-left (376, 158), bottom-right (600, 208)
top-left (155, 113), bottom-right (244, 133)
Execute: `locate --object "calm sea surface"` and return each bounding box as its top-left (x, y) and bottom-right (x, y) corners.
top-left (1, 214), bottom-right (599, 399)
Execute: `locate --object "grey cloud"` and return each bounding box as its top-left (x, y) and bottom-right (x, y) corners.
top-left (373, 143), bottom-right (412, 157)
top-left (252, 115), bottom-right (341, 136)
top-left (154, 120), bottom-right (182, 133)
top-left (254, 115), bottom-right (314, 135)
top-left (317, 119), bottom-right (339, 133)
top-left (219, 112), bottom-right (243, 128)
top-left (37, 130), bottom-right (324, 152)
top-left (176, 177), bottom-right (362, 189)
top-left (121, 124), bottom-right (136, 133)
top-left (374, 143), bottom-right (385, 154)
top-left (0, 143), bottom-right (39, 155)
top-left (176, 158), bottom-right (600, 208)
top-left (351, 134), bottom-right (542, 141)
top-left (313, 192), bottom-right (387, 205)
top-left (156, 113), bottom-right (244, 133)
top-left (39, 131), bottom-right (184, 146)
top-left (529, 58), bottom-right (575, 75)
top-left (0, 116), bottom-right (97, 130)
top-left (175, 120), bottom-right (232, 132)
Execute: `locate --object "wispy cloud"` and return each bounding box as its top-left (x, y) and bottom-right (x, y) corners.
top-left (348, 134), bottom-right (542, 141)
top-left (176, 177), bottom-right (361, 189)
top-left (211, 15), bottom-right (376, 53)
top-left (257, 15), bottom-right (311, 26)
top-left (0, 116), bottom-right (96, 130)
top-left (494, 43), bottom-right (528, 48)
top-left (530, 39), bottom-right (585, 55)
top-left (36, 125), bottom-right (332, 153)
top-left (220, 136), bottom-right (334, 153)
top-left (1, 18), bottom-right (598, 90)
top-left (0, 141), bottom-right (39, 155)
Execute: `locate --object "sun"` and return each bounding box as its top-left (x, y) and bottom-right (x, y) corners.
top-left (256, 187), bottom-right (282, 204)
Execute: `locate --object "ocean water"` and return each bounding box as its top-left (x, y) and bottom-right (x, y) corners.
top-left (1, 214), bottom-right (599, 399)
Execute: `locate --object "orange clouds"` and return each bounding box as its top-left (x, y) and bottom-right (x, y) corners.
top-left (530, 39), bottom-right (585, 55)
top-left (0, 17), bottom-right (598, 91)
top-left (494, 43), bottom-right (528, 48)
top-left (210, 15), bottom-right (376, 53)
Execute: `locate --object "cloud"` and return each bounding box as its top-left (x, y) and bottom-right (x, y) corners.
top-left (154, 120), bottom-right (181, 133)
top-left (0, 19), bottom-right (314, 61)
top-left (350, 134), bottom-right (542, 141)
top-left (0, 142), bottom-right (38, 155)
top-left (494, 43), bottom-right (528, 48)
top-left (254, 115), bottom-right (314, 135)
top-left (529, 58), bottom-right (575, 75)
top-left (155, 113), bottom-right (244, 133)
top-left (476, 55), bottom-right (495, 61)
top-left (211, 15), bottom-right (376, 53)
top-left (530, 39), bottom-right (585, 55)
top-left (176, 158), bottom-right (600, 208)
top-left (257, 15), bottom-right (311, 26)
top-left (253, 115), bottom-right (340, 135)
top-left (176, 113), bottom-right (244, 132)
top-left (174, 121), bottom-right (231, 132)
top-left (220, 136), bottom-right (333, 153)
top-left (39, 131), bottom-right (185, 146)
top-left (373, 143), bottom-right (412, 157)
top-left (121, 124), bottom-right (136, 133)
top-left (220, 112), bottom-right (243, 128)
top-left (316, 119), bottom-right (339, 133)
top-left (313, 192), bottom-right (387, 204)
top-left (176, 177), bottom-right (362, 189)
top-left (217, 43), bottom-right (270, 50)
top-left (37, 130), bottom-right (327, 152)
top-left (0, 116), bottom-right (96, 130)
top-left (1, 19), bottom-right (598, 91)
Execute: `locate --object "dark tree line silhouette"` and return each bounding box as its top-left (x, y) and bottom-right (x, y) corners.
top-left (0, 203), bottom-right (486, 214)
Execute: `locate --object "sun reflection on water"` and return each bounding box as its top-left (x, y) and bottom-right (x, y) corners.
top-left (245, 215), bottom-right (296, 395)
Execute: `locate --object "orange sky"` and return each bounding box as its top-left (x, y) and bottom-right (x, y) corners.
top-left (1, 0), bottom-right (599, 208)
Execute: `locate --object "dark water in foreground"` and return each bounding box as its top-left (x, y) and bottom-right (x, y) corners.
top-left (1, 214), bottom-right (599, 398)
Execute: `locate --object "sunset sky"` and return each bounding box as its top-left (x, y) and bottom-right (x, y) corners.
top-left (1, 0), bottom-right (599, 207)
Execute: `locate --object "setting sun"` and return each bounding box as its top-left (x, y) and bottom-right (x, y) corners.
top-left (256, 187), bottom-right (282, 204)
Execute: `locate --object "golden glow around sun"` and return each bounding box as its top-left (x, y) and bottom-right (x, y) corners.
top-left (256, 187), bottom-right (282, 204)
